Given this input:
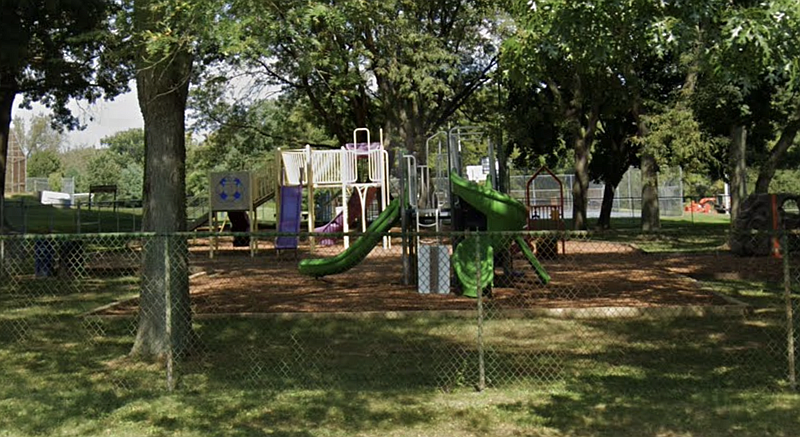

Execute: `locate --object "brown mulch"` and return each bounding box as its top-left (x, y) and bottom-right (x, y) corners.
top-left (96, 239), bottom-right (790, 317)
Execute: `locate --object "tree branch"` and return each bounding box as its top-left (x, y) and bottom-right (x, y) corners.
top-left (427, 56), bottom-right (498, 130)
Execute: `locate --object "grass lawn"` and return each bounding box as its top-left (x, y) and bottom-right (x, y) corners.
top-left (3, 195), bottom-right (278, 234)
top-left (3, 195), bottom-right (143, 234)
top-left (1, 277), bottom-right (799, 437)
top-left (580, 213), bottom-right (733, 253)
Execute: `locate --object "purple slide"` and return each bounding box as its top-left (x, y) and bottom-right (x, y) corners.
top-left (315, 187), bottom-right (378, 246)
top-left (315, 211), bottom-right (346, 246)
top-left (275, 186), bottom-right (303, 250)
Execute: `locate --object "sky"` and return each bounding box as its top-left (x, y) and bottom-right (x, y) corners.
top-left (13, 75), bottom-right (275, 149)
top-left (13, 82), bottom-right (144, 149)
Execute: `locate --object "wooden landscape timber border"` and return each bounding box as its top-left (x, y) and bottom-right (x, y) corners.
top-left (83, 300), bottom-right (750, 321)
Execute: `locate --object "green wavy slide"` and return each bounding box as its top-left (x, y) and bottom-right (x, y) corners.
top-left (298, 199), bottom-right (400, 277)
top-left (450, 173), bottom-right (550, 297)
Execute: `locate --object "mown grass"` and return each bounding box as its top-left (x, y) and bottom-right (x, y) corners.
top-left (3, 194), bottom-right (278, 234)
top-left (583, 213), bottom-right (732, 253)
top-left (1, 277), bottom-right (799, 437)
top-left (3, 195), bottom-right (143, 234)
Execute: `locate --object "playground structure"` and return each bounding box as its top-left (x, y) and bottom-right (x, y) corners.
top-left (525, 167), bottom-right (567, 258)
top-left (276, 128), bottom-right (390, 254)
top-left (200, 124), bottom-right (553, 298)
top-left (298, 126), bottom-right (552, 298)
top-left (208, 162), bottom-right (277, 257)
top-left (203, 128), bottom-right (390, 259)
top-left (441, 127), bottom-right (550, 297)
top-left (449, 172), bottom-right (550, 297)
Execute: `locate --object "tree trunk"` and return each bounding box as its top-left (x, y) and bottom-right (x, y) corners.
top-left (640, 152), bottom-right (660, 231)
top-left (629, 88), bottom-right (659, 231)
top-left (754, 120), bottom-right (799, 194)
top-left (729, 124), bottom-right (748, 225)
top-left (0, 86), bottom-right (15, 231)
top-left (572, 134), bottom-right (590, 230)
top-left (571, 103), bottom-right (601, 231)
top-left (399, 100), bottom-right (420, 154)
top-left (621, 64), bottom-right (661, 232)
top-left (596, 183), bottom-right (616, 230)
top-left (566, 75), bottom-right (598, 231)
top-left (130, 2), bottom-right (194, 360)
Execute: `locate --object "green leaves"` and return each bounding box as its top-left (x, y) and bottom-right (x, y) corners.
top-left (709, 0), bottom-right (800, 91)
top-left (209, 0), bottom-right (500, 148)
top-left (1, 0), bottom-right (128, 129)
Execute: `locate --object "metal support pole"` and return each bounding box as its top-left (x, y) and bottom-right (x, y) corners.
top-left (400, 152), bottom-right (410, 285)
top-left (164, 235), bottom-right (175, 392)
top-left (783, 232), bottom-right (797, 391)
top-left (21, 198), bottom-right (27, 234)
top-left (475, 231), bottom-right (486, 392)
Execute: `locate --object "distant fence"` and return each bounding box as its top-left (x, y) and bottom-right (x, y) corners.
top-left (419, 166), bottom-right (688, 219)
top-left (1, 197), bottom-right (142, 234)
top-left (23, 177), bottom-right (76, 194)
top-left (507, 166), bottom-right (685, 218)
top-left (0, 229), bottom-right (796, 393)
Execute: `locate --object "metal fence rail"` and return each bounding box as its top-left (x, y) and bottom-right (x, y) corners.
top-left (0, 230), bottom-right (797, 393)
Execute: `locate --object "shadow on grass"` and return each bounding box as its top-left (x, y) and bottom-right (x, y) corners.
top-left (184, 316), bottom-right (481, 391)
top-left (502, 379), bottom-right (800, 436)
top-left (0, 313), bottom-right (454, 435)
top-left (590, 228), bottom-right (729, 253)
top-left (1, 277), bottom-right (797, 436)
top-left (490, 315), bottom-right (799, 436)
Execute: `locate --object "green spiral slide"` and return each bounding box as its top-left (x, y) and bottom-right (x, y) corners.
top-left (298, 199), bottom-right (401, 277)
top-left (450, 173), bottom-right (550, 297)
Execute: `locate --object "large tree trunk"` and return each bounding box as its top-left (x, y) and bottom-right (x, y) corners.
top-left (629, 87), bottom-right (659, 231)
top-left (754, 119), bottom-right (799, 194)
top-left (729, 124), bottom-right (748, 225)
top-left (130, 2), bottom-right (194, 360)
top-left (639, 152), bottom-right (660, 231)
top-left (572, 134), bottom-right (591, 230)
top-left (0, 86), bottom-right (15, 231)
top-left (623, 64), bottom-right (661, 231)
top-left (567, 78), bottom-right (598, 231)
top-left (398, 100), bottom-right (420, 154)
top-left (596, 183), bottom-right (617, 230)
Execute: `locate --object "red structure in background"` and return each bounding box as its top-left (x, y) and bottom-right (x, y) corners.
top-left (684, 197), bottom-right (720, 214)
top-left (525, 166), bottom-right (566, 257)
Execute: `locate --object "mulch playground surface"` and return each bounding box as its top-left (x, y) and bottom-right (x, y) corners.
top-left (98, 237), bottom-right (789, 317)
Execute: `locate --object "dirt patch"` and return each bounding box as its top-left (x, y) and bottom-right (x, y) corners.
top-left (92, 238), bottom-right (790, 317)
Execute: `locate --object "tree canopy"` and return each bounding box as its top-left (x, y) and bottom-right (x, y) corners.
top-left (204, 0), bottom-right (501, 152)
top-left (500, 0), bottom-right (800, 229)
top-left (502, 0), bottom-right (677, 229)
top-left (1, 0), bottom-right (126, 228)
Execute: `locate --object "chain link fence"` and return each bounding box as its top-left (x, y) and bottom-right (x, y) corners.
top-left (0, 229), bottom-right (797, 394)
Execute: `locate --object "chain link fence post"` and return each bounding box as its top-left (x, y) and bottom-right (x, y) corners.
top-left (0, 238), bottom-right (6, 280)
top-left (164, 234), bottom-right (176, 392)
top-left (475, 231), bottom-right (486, 392)
top-left (784, 231), bottom-right (797, 391)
